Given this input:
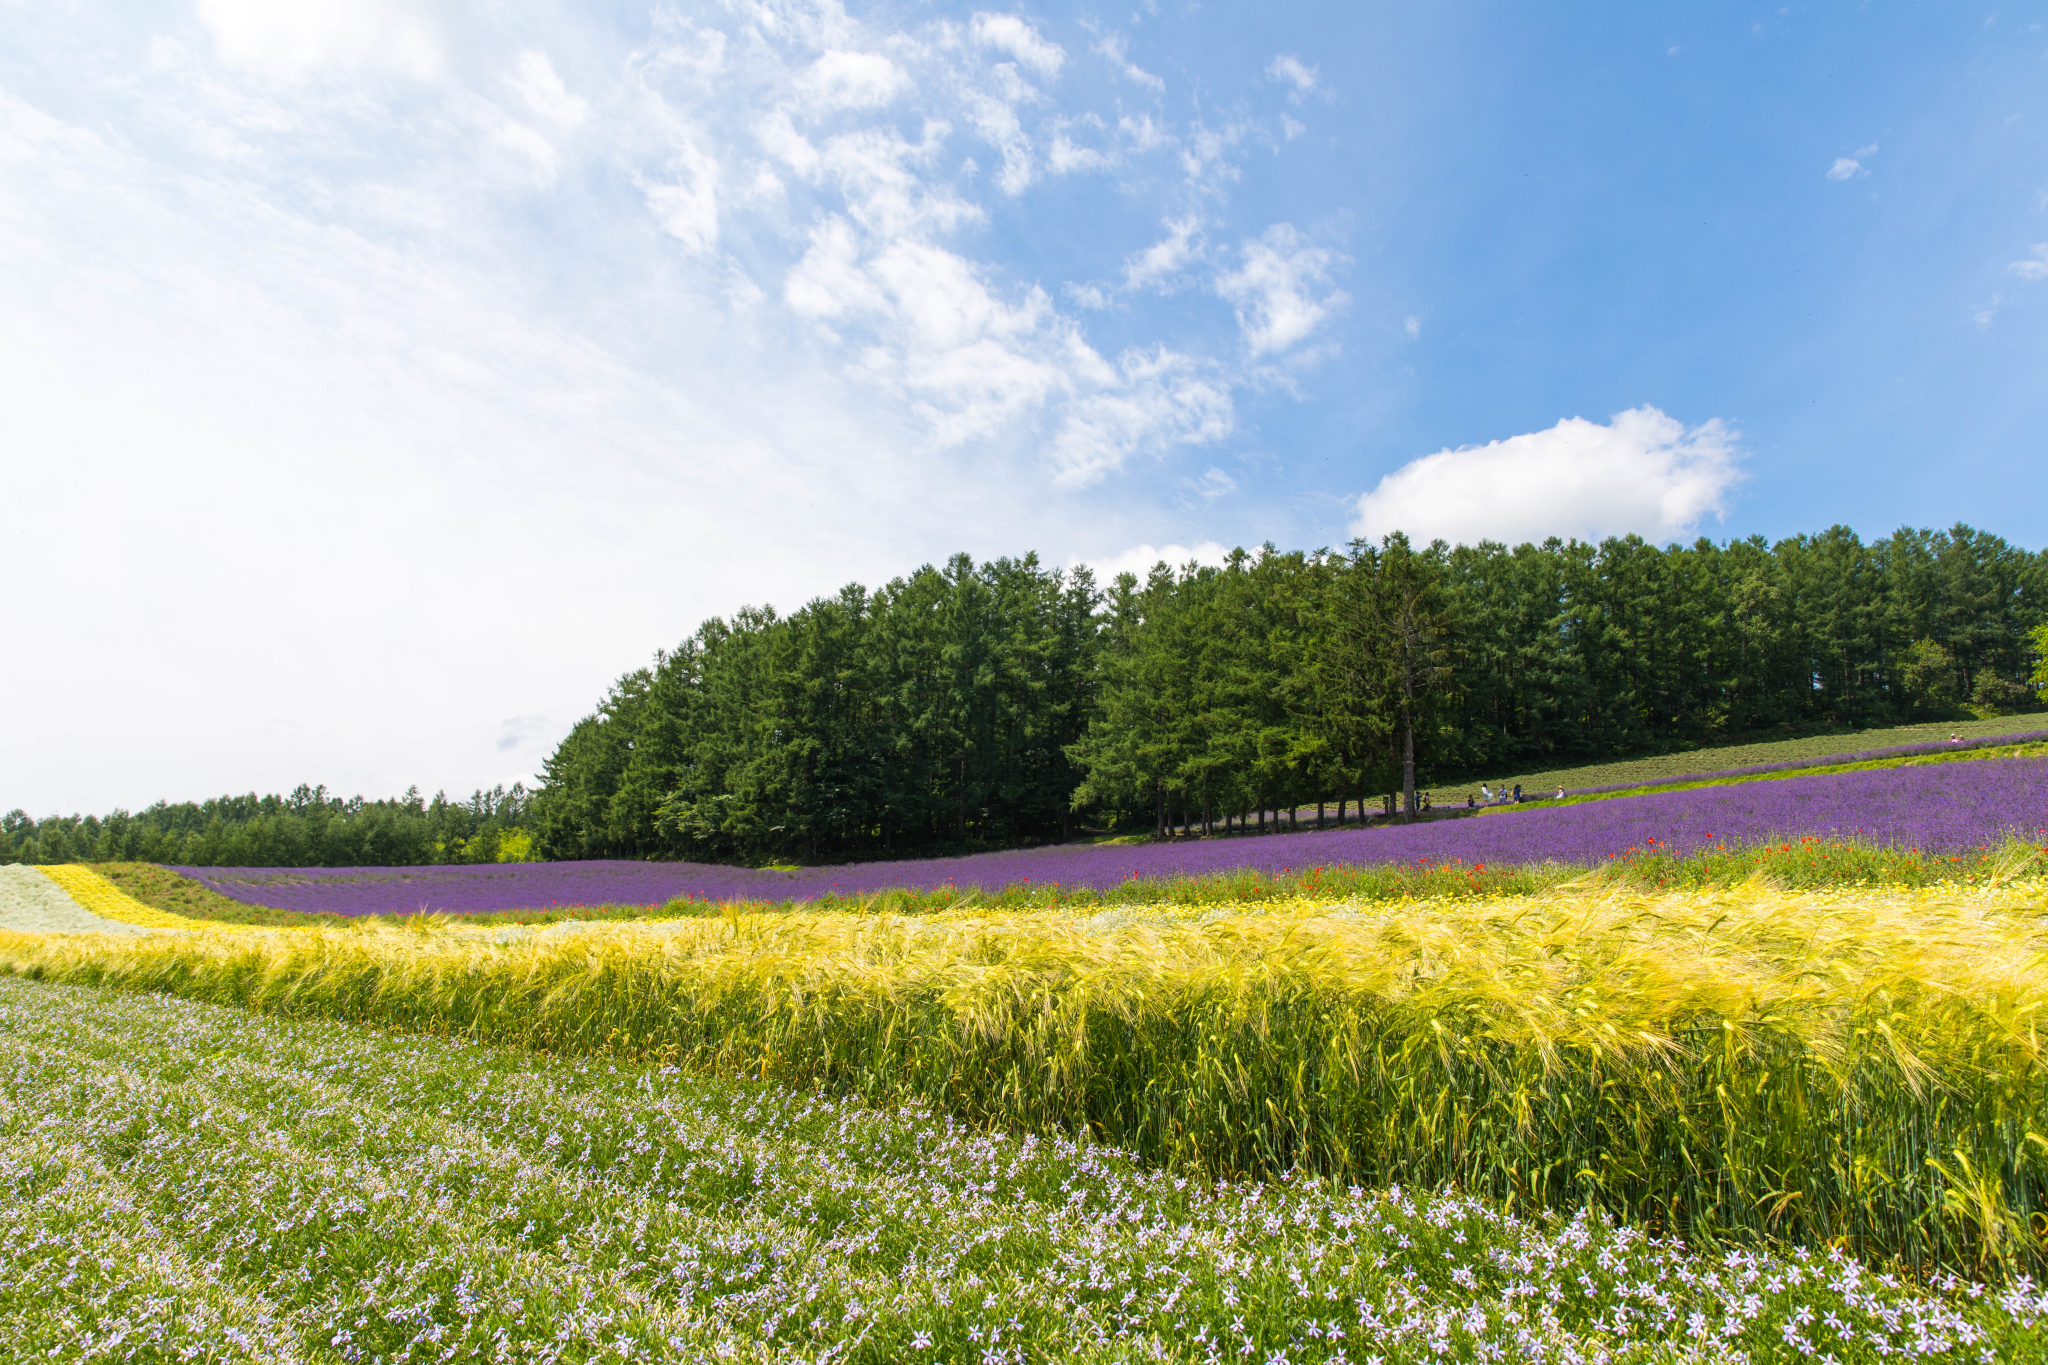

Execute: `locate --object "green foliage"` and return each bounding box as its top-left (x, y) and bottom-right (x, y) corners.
top-left (530, 553), bottom-right (1101, 863)
top-left (1901, 637), bottom-right (1960, 711)
top-left (0, 784), bottom-right (535, 868)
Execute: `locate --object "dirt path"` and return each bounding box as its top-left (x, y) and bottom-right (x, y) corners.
top-left (0, 865), bottom-right (150, 935)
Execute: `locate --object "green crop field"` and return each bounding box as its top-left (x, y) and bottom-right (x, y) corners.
top-left (1453, 714), bottom-right (2043, 801)
top-left (4, 975), bottom-right (2041, 1364)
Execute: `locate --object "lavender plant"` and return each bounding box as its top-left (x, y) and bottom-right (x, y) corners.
top-left (162, 755), bottom-right (2048, 916)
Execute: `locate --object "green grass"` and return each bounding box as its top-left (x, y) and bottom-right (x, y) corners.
top-left (94, 861), bottom-right (718, 928)
top-left (2, 975), bottom-right (2038, 1363)
top-left (1443, 713), bottom-right (2044, 802)
top-left (1473, 736), bottom-right (2048, 816)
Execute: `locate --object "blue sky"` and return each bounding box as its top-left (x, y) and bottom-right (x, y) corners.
top-left (4, 0), bottom-right (2045, 811)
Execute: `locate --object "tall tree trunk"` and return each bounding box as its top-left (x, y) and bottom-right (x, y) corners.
top-left (1402, 719), bottom-right (1417, 823)
top-left (1402, 653), bottom-right (1418, 823)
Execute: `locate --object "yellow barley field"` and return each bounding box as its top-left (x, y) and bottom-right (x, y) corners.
top-left (5, 872), bottom-right (2047, 1270)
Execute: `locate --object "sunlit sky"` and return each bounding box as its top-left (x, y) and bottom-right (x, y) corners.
top-left (5, 0), bottom-right (2046, 813)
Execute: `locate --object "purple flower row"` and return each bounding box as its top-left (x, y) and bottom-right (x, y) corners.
top-left (173, 755), bottom-right (2048, 917)
top-left (1560, 728), bottom-right (2048, 798)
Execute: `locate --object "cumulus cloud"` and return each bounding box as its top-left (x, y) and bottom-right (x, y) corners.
top-left (1215, 224), bottom-right (1349, 355)
top-left (2012, 243), bottom-right (2048, 282)
top-left (1080, 540), bottom-right (1231, 582)
top-left (801, 50), bottom-right (906, 110)
top-left (1352, 407), bottom-right (1745, 546)
top-left (1123, 216), bottom-right (1203, 291)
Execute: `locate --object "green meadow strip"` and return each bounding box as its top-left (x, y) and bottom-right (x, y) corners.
top-left (1485, 738), bottom-right (2048, 814)
top-left (3, 976), bottom-right (2042, 1363)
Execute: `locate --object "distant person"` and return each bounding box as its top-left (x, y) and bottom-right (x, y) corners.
top-left (1513, 783), bottom-right (1523, 803)
top-left (1555, 787), bottom-right (1565, 800)
top-left (1480, 783), bottom-right (1492, 803)
top-left (1949, 732), bottom-right (1961, 743)
top-left (1467, 793), bottom-right (1476, 809)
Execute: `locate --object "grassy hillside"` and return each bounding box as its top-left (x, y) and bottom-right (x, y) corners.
top-left (1441, 713), bottom-right (2042, 802)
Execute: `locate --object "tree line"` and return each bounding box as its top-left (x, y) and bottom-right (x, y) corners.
top-left (1, 785), bottom-right (532, 868)
top-left (8, 523), bottom-right (2042, 870)
top-left (525, 523), bottom-right (2046, 863)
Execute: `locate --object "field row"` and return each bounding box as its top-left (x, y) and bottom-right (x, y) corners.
top-left (3, 975), bottom-right (2039, 1364)
top-left (45, 751), bottom-right (2035, 918)
top-left (10, 876), bottom-right (2048, 1270)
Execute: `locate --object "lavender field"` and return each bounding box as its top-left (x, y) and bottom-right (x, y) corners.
top-left (1559, 727), bottom-right (2048, 797)
top-left (169, 755), bottom-right (2048, 915)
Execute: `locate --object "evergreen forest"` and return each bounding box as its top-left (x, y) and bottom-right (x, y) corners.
top-left (1, 785), bottom-right (531, 869)
top-left (526, 522), bottom-right (2047, 863)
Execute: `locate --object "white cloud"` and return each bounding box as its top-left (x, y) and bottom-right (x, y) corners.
top-left (1190, 466), bottom-right (1237, 499)
top-left (195, 0), bottom-right (439, 77)
top-left (971, 13), bottom-right (1066, 79)
top-left (801, 50), bottom-right (906, 110)
top-left (644, 143), bottom-right (720, 254)
top-left (1123, 215), bottom-right (1203, 291)
top-left (1352, 407), bottom-right (1746, 546)
top-left (1267, 54), bottom-right (1318, 101)
top-left (1215, 224), bottom-right (1349, 355)
top-left (2012, 243), bottom-right (2048, 282)
top-left (1047, 116), bottom-right (1116, 174)
top-left (509, 50), bottom-right (586, 126)
top-left (1827, 147), bottom-right (1875, 183)
top-left (1403, 315), bottom-right (1421, 338)
top-left (1094, 32), bottom-right (1165, 93)
top-left (1080, 540), bottom-right (1231, 582)
top-left (1049, 347), bottom-right (1233, 486)
top-left (1063, 281), bottom-right (1110, 310)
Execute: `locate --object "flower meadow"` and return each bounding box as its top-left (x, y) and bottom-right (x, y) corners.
top-left (164, 755), bottom-right (2048, 915)
top-left (3, 975), bottom-right (2042, 1364)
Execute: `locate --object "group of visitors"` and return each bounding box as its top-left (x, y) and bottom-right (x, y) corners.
top-left (1475, 782), bottom-right (1525, 807)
